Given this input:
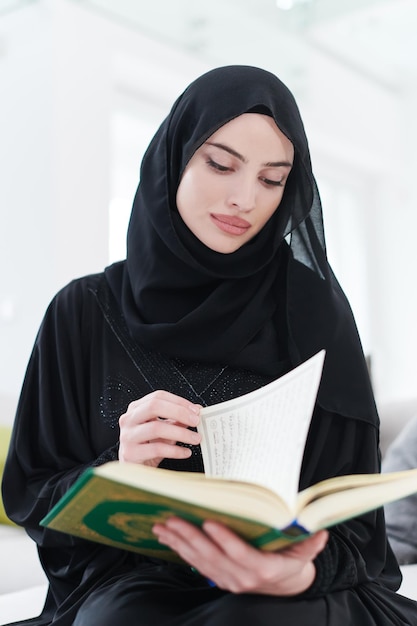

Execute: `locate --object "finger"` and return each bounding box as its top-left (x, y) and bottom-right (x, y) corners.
top-left (157, 519), bottom-right (269, 593)
top-left (123, 420), bottom-right (201, 447)
top-left (127, 389), bottom-right (198, 408)
top-left (121, 400), bottom-right (199, 428)
top-left (121, 393), bottom-right (200, 428)
top-left (203, 520), bottom-right (256, 556)
top-left (201, 521), bottom-right (324, 595)
top-left (283, 530), bottom-right (328, 561)
top-left (159, 518), bottom-right (254, 590)
top-left (153, 518), bottom-right (211, 565)
top-left (127, 390), bottom-right (200, 418)
top-left (202, 522), bottom-right (326, 580)
top-left (154, 518), bottom-right (227, 569)
top-left (128, 441), bottom-right (194, 464)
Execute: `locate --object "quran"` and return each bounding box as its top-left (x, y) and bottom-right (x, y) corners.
top-left (41, 351), bottom-right (417, 562)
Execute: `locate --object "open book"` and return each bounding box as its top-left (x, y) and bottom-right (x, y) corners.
top-left (41, 351), bottom-right (417, 562)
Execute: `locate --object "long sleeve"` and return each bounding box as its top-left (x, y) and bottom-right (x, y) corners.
top-left (2, 278), bottom-right (120, 547)
top-left (298, 406), bottom-right (402, 597)
top-left (1, 276), bottom-right (140, 622)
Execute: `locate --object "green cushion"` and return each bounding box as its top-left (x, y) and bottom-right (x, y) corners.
top-left (0, 425), bottom-right (15, 525)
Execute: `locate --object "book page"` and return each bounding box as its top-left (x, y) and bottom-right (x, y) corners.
top-left (299, 468), bottom-right (417, 532)
top-left (198, 350), bottom-right (325, 510)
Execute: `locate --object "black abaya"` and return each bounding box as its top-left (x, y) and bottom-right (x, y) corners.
top-left (3, 273), bottom-right (417, 625)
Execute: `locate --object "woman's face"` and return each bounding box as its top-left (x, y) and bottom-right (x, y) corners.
top-left (176, 113), bottom-right (294, 254)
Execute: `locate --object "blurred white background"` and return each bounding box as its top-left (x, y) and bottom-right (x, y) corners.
top-left (1, 0), bottom-right (416, 425)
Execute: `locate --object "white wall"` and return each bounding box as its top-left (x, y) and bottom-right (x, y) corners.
top-left (0, 0), bottom-right (208, 423)
top-left (370, 88), bottom-right (417, 403)
top-left (0, 0), bottom-right (415, 425)
top-left (1, 2), bottom-right (109, 419)
top-left (299, 46), bottom-right (408, 404)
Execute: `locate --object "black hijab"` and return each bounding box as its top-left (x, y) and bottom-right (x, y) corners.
top-left (106, 65), bottom-right (377, 425)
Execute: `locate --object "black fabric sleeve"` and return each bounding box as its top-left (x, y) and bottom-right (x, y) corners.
top-left (298, 407), bottom-right (402, 597)
top-left (1, 276), bottom-right (148, 620)
top-left (2, 277), bottom-right (119, 548)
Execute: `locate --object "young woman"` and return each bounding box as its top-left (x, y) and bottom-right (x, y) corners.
top-left (3, 65), bottom-right (417, 625)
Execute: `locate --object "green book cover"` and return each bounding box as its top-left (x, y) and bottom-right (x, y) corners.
top-left (41, 468), bottom-right (307, 563)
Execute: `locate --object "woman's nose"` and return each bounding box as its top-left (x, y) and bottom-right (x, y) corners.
top-left (227, 178), bottom-right (256, 212)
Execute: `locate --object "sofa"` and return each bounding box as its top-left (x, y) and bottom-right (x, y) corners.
top-left (0, 525), bottom-right (47, 623)
top-left (1, 398), bottom-right (417, 624)
top-left (0, 424), bottom-right (48, 623)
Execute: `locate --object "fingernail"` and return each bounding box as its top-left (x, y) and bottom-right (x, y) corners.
top-left (189, 413), bottom-right (200, 426)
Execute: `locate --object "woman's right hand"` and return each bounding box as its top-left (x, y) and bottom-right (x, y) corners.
top-left (118, 390), bottom-right (201, 467)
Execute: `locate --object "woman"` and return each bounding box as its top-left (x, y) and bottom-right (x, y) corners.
top-left (3, 65), bottom-right (417, 625)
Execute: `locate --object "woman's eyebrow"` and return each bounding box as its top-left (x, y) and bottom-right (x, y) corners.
top-left (205, 141), bottom-right (292, 168)
top-left (205, 141), bottom-right (247, 162)
top-left (264, 159), bottom-right (293, 168)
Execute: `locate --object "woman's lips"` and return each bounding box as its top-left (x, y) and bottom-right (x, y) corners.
top-left (210, 213), bottom-right (251, 235)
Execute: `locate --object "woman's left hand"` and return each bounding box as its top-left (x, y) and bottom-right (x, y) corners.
top-left (153, 517), bottom-right (328, 596)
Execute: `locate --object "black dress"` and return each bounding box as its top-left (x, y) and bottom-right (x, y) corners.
top-left (3, 272), bottom-right (417, 626)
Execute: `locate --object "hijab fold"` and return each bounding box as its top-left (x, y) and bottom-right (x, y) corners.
top-left (106, 65), bottom-right (377, 425)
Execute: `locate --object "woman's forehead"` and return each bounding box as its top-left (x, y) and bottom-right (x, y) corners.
top-left (204, 114), bottom-right (294, 160)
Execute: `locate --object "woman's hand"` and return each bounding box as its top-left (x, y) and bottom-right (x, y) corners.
top-left (153, 517), bottom-right (328, 596)
top-left (118, 391), bottom-right (201, 467)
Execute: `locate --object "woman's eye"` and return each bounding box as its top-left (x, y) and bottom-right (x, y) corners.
top-left (206, 158), bottom-right (230, 172)
top-left (261, 177), bottom-right (284, 187)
